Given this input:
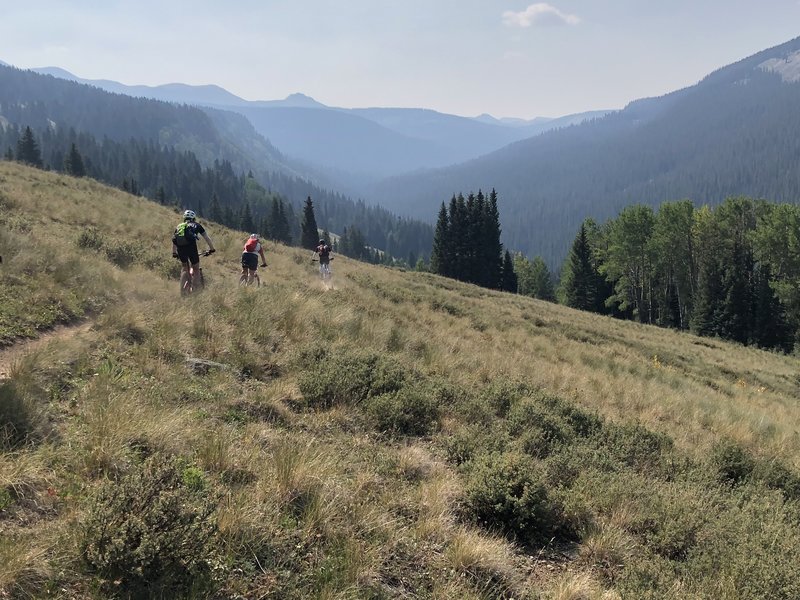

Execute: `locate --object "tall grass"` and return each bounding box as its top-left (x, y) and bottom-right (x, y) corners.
top-left (1, 162), bottom-right (800, 598)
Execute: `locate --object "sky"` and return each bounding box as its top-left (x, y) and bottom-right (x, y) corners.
top-left (2, 1), bottom-right (800, 119)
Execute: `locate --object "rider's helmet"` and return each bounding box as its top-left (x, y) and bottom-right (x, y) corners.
top-left (249, 233), bottom-right (259, 240)
top-left (183, 209), bottom-right (196, 221)
top-left (319, 239), bottom-right (325, 245)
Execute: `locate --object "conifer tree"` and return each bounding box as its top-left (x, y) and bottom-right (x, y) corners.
top-left (500, 250), bottom-right (518, 292)
top-left (63, 143), bottom-right (85, 177)
top-left (16, 126), bottom-right (42, 168)
top-left (430, 202), bottom-right (450, 277)
top-left (563, 223), bottom-right (601, 311)
top-left (239, 201), bottom-right (255, 233)
top-left (484, 189), bottom-right (503, 289)
top-left (209, 193), bottom-right (222, 222)
top-left (3, 147), bottom-right (13, 161)
top-left (300, 196), bottom-right (319, 249)
top-left (156, 186), bottom-right (166, 204)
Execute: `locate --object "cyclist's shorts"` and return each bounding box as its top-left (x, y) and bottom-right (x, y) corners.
top-left (241, 252), bottom-right (259, 270)
top-left (177, 244), bottom-right (200, 265)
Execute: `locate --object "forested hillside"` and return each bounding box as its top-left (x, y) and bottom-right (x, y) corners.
top-left (371, 35), bottom-right (800, 265)
top-left (560, 197), bottom-right (800, 351)
top-left (0, 65), bottom-right (433, 260)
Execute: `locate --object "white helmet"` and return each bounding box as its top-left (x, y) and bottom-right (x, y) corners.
top-left (249, 233), bottom-right (258, 239)
top-left (183, 209), bottom-right (196, 220)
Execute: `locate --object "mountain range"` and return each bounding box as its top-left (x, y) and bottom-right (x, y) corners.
top-left (6, 35), bottom-right (800, 266)
top-left (370, 35), bottom-right (800, 264)
top-left (26, 66), bottom-right (610, 183)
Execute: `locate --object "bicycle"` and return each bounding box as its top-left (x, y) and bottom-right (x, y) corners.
top-left (312, 257), bottom-right (334, 281)
top-left (177, 250), bottom-right (214, 296)
top-left (239, 263), bottom-right (267, 288)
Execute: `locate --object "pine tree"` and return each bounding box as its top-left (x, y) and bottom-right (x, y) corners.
top-left (239, 201), bottom-right (255, 233)
top-left (484, 189), bottom-right (503, 289)
top-left (500, 250), bottom-right (518, 292)
top-left (63, 143), bottom-right (85, 177)
top-left (16, 126), bottom-right (42, 168)
top-left (563, 223), bottom-right (600, 311)
top-left (301, 196), bottom-right (319, 249)
top-left (430, 202), bottom-right (450, 276)
top-left (752, 263), bottom-right (793, 351)
top-left (156, 186), bottom-right (167, 204)
top-left (209, 193), bottom-right (222, 222)
top-left (4, 147), bottom-right (14, 161)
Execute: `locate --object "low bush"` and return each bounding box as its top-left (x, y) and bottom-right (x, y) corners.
top-left (463, 451), bottom-right (559, 544)
top-left (364, 384), bottom-right (440, 437)
top-left (297, 350), bottom-right (409, 409)
top-left (80, 454), bottom-right (220, 597)
top-left (600, 422), bottom-right (673, 473)
top-left (76, 227), bottom-right (104, 250)
top-left (710, 439), bottom-right (754, 485)
top-left (104, 241), bottom-right (141, 269)
top-left (507, 397), bottom-right (574, 458)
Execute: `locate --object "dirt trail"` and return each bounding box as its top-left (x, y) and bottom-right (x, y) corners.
top-left (0, 321), bottom-right (93, 380)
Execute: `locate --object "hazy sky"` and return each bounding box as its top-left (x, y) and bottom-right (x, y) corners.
top-left (2, 1), bottom-right (799, 118)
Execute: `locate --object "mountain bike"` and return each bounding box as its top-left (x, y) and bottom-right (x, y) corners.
top-left (312, 257), bottom-right (333, 281)
top-left (177, 250), bottom-right (214, 296)
top-left (239, 262), bottom-right (267, 288)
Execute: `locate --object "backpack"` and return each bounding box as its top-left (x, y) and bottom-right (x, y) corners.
top-left (174, 222), bottom-right (195, 247)
top-left (318, 244), bottom-right (330, 258)
top-left (244, 238), bottom-right (258, 252)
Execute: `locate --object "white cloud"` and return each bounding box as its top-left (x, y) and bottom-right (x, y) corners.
top-left (502, 3), bottom-right (580, 28)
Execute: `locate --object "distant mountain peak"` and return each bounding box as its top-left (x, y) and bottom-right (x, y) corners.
top-left (282, 93), bottom-right (326, 108)
top-left (0, 59), bottom-right (9, 67)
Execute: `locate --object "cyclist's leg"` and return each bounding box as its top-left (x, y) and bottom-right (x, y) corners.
top-left (180, 261), bottom-right (192, 294)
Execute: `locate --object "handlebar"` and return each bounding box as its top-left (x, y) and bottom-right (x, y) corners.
top-left (202, 249), bottom-right (215, 257)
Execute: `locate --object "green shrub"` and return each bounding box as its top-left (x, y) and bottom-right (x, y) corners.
top-left (80, 454), bottom-right (220, 597)
top-left (104, 241), bottom-right (140, 269)
top-left (463, 452), bottom-right (558, 544)
top-left (297, 350), bottom-right (408, 409)
top-left (479, 378), bottom-right (533, 417)
top-left (76, 226), bottom-right (104, 250)
top-left (507, 397), bottom-right (574, 458)
top-left (364, 384), bottom-right (440, 436)
top-left (445, 424), bottom-right (510, 465)
top-left (754, 460), bottom-right (800, 499)
top-left (710, 439), bottom-right (754, 485)
top-left (600, 422), bottom-right (673, 473)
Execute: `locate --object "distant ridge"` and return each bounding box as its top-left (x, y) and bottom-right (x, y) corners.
top-left (370, 35), bottom-right (800, 265)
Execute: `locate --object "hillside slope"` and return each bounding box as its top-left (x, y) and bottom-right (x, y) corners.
top-left (371, 35), bottom-right (800, 264)
top-left (1, 163), bottom-right (799, 599)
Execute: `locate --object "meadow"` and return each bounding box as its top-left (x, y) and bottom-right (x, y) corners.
top-left (1, 162), bottom-right (799, 599)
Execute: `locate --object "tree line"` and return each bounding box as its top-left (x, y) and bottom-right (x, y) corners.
top-left (1, 123), bottom-right (430, 264)
top-left (429, 190), bottom-right (517, 292)
top-left (560, 197), bottom-right (800, 352)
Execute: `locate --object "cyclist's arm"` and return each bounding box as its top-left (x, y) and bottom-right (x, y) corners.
top-left (259, 248), bottom-right (267, 264)
top-left (200, 232), bottom-right (216, 252)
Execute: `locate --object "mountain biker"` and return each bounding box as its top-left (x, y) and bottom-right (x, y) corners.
top-left (172, 209), bottom-right (215, 287)
top-left (313, 238), bottom-right (333, 276)
top-left (240, 233), bottom-right (267, 286)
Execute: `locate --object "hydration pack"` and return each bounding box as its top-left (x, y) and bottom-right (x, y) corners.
top-left (244, 238), bottom-right (258, 252)
top-left (174, 222), bottom-right (195, 247)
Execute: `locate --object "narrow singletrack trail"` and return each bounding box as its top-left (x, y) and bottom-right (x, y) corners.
top-left (0, 321), bottom-right (93, 380)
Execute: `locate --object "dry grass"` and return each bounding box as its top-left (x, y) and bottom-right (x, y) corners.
top-left (2, 162), bottom-right (800, 598)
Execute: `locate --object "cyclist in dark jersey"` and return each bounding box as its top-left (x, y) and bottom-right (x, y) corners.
top-left (172, 209), bottom-right (215, 287)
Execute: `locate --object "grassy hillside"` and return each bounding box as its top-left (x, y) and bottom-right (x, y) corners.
top-left (1, 162), bottom-right (799, 599)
